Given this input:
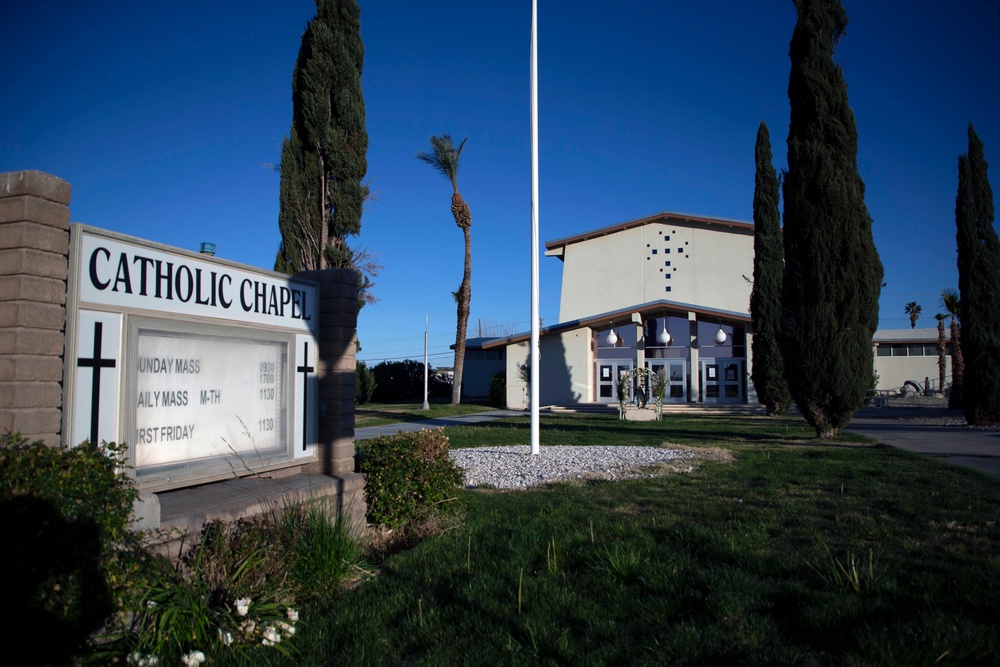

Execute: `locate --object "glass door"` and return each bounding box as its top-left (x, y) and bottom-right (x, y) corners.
top-left (646, 360), bottom-right (687, 403)
top-left (596, 361), bottom-right (632, 403)
top-left (701, 358), bottom-right (743, 403)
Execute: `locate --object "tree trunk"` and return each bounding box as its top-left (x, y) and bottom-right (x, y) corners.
top-left (452, 226), bottom-right (472, 404)
top-left (950, 319), bottom-right (964, 409)
top-left (937, 319), bottom-right (947, 394)
top-left (318, 151), bottom-right (328, 270)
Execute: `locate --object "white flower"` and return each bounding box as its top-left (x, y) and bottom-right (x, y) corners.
top-left (277, 620), bottom-right (296, 636)
top-left (239, 619), bottom-right (256, 635)
top-left (180, 650), bottom-right (206, 667)
top-left (128, 653), bottom-right (159, 667)
top-left (286, 607), bottom-right (299, 622)
top-left (234, 597), bottom-right (252, 617)
top-left (146, 600), bottom-right (158, 609)
top-left (262, 624), bottom-right (282, 644)
top-left (217, 628), bottom-right (234, 646)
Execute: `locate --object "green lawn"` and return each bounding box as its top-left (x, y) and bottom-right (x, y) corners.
top-left (227, 414), bottom-right (1000, 666)
top-left (355, 400), bottom-right (497, 428)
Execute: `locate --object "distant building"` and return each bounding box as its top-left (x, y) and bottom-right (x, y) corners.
top-left (873, 329), bottom-right (952, 395)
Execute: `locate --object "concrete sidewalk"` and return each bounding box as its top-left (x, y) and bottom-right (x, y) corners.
top-left (354, 409), bottom-right (523, 441)
top-left (846, 407), bottom-right (1000, 480)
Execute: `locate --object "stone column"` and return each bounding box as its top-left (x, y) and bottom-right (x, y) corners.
top-left (295, 268), bottom-right (359, 476)
top-left (0, 171), bottom-right (71, 447)
top-left (688, 311), bottom-right (700, 403)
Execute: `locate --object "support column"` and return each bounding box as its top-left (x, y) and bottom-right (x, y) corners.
top-left (294, 268), bottom-right (365, 530)
top-left (688, 311), bottom-right (700, 403)
top-left (0, 171), bottom-right (71, 447)
top-left (631, 312), bottom-right (645, 371)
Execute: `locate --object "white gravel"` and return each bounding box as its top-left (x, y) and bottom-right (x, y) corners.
top-left (448, 445), bottom-right (702, 489)
top-left (898, 415), bottom-right (1000, 430)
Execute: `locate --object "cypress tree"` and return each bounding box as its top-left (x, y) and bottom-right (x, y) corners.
top-left (781, 0), bottom-right (883, 438)
top-left (955, 124), bottom-right (1000, 424)
top-left (276, 0), bottom-right (369, 276)
top-left (750, 121), bottom-right (791, 415)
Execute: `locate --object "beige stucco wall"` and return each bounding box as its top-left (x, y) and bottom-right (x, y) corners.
top-left (874, 353), bottom-right (951, 395)
top-left (558, 221), bottom-right (753, 322)
top-left (505, 328), bottom-right (592, 408)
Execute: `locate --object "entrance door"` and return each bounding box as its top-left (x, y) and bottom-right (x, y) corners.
top-left (646, 360), bottom-right (687, 403)
top-left (701, 358), bottom-right (744, 403)
top-left (596, 361), bottom-right (632, 404)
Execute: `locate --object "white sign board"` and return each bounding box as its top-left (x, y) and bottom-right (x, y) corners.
top-left (66, 226), bottom-right (320, 492)
top-left (79, 231), bottom-right (315, 331)
top-left (133, 329), bottom-right (287, 468)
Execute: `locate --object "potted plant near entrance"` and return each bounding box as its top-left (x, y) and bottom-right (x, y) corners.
top-left (652, 369), bottom-right (667, 420)
top-left (616, 372), bottom-right (630, 420)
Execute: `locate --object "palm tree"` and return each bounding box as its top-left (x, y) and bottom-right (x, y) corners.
top-left (417, 135), bottom-right (473, 404)
top-left (904, 301), bottom-right (922, 329)
top-left (941, 288), bottom-right (963, 408)
top-left (935, 313), bottom-right (947, 395)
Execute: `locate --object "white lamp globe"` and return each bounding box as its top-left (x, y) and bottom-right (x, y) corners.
top-left (715, 327), bottom-right (728, 345)
top-left (606, 329), bottom-right (618, 346)
top-left (658, 328), bottom-right (671, 345)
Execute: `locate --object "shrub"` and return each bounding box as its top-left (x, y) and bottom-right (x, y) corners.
top-left (107, 499), bottom-right (359, 664)
top-left (489, 371), bottom-right (507, 408)
top-left (277, 500), bottom-right (365, 599)
top-left (356, 360), bottom-right (377, 405)
top-left (0, 433), bottom-right (142, 664)
top-left (119, 538), bottom-right (297, 665)
top-left (355, 430), bottom-right (463, 528)
top-left (371, 360), bottom-right (426, 402)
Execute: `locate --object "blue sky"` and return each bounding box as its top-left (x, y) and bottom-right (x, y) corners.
top-left (3, 1), bottom-right (998, 367)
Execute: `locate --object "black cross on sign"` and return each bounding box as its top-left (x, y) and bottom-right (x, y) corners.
top-left (77, 321), bottom-right (116, 446)
top-left (297, 342), bottom-right (314, 451)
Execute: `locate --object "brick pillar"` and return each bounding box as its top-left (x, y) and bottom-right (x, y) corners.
top-left (295, 268), bottom-right (359, 475)
top-left (0, 171), bottom-right (71, 447)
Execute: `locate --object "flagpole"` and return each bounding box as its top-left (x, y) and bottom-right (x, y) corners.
top-left (529, 0), bottom-right (540, 455)
top-left (422, 313), bottom-right (430, 410)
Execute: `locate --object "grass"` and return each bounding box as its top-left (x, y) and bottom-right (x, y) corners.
top-left (355, 399), bottom-right (497, 427)
top-left (213, 413), bottom-right (1000, 666)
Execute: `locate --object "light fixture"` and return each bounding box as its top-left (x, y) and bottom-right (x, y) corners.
top-left (658, 319), bottom-right (671, 345)
top-left (715, 325), bottom-right (728, 345)
top-left (606, 322), bottom-right (618, 346)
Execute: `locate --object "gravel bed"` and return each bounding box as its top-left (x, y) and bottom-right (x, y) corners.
top-left (449, 445), bottom-right (702, 489)
top-left (897, 415), bottom-right (1000, 430)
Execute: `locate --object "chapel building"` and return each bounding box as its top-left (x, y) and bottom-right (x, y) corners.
top-left (464, 210), bottom-right (951, 408)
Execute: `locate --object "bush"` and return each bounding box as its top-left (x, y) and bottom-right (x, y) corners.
top-left (356, 360), bottom-right (377, 405)
top-left (107, 499), bottom-right (360, 664)
top-left (490, 371), bottom-right (507, 408)
top-left (371, 360), bottom-right (427, 402)
top-left (355, 430), bottom-right (463, 528)
top-left (0, 433), bottom-right (142, 664)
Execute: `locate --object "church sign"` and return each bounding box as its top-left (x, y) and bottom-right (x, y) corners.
top-left (65, 226), bottom-right (319, 492)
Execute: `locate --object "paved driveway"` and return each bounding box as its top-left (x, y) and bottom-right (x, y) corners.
top-left (846, 407), bottom-right (1000, 480)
